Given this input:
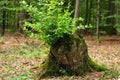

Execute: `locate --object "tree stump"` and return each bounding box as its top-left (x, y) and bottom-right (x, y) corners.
top-left (36, 34), bottom-right (107, 79)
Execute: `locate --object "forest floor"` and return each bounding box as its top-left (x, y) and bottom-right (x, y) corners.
top-left (0, 33), bottom-right (120, 80)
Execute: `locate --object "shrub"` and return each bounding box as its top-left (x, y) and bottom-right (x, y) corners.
top-left (22, 0), bottom-right (84, 45)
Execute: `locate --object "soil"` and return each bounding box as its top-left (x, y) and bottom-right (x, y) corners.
top-left (85, 35), bottom-right (120, 71)
top-left (0, 33), bottom-right (120, 80)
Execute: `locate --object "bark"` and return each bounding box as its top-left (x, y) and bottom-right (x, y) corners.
top-left (88, 0), bottom-right (92, 25)
top-left (106, 0), bottom-right (117, 35)
top-left (74, 0), bottom-right (83, 35)
top-left (84, 0), bottom-right (92, 34)
top-left (96, 0), bottom-right (100, 40)
top-left (36, 34), bottom-right (107, 79)
top-left (2, 3), bottom-right (6, 36)
top-left (84, 0), bottom-right (89, 26)
top-left (74, 0), bottom-right (80, 26)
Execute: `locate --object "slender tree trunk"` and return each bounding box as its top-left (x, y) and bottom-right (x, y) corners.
top-left (96, 0), bottom-right (100, 40)
top-left (2, 3), bottom-right (6, 36)
top-left (84, 0), bottom-right (89, 26)
top-left (84, 0), bottom-right (92, 34)
top-left (106, 0), bottom-right (117, 35)
top-left (74, 0), bottom-right (83, 35)
top-left (116, 0), bottom-right (120, 35)
top-left (84, 0), bottom-right (92, 26)
top-left (74, 0), bottom-right (80, 26)
top-left (88, 0), bottom-right (92, 25)
top-left (107, 0), bottom-right (115, 24)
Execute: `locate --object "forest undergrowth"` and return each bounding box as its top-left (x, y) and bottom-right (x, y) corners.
top-left (0, 33), bottom-right (120, 80)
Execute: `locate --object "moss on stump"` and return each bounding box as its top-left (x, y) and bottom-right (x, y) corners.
top-left (36, 34), bottom-right (107, 79)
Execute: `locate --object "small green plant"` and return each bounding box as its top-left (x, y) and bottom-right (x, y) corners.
top-left (10, 73), bottom-right (33, 80)
top-left (100, 70), bottom-right (120, 79)
top-left (59, 68), bottom-right (69, 76)
top-left (19, 44), bottom-right (48, 59)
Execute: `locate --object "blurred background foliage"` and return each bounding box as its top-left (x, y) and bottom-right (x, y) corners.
top-left (0, 0), bottom-right (120, 35)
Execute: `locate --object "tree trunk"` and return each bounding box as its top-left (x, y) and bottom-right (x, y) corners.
top-left (36, 34), bottom-right (107, 79)
top-left (106, 0), bottom-right (117, 35)
top-left (96, 0), bottom-right (100, 40)
top-left (74, 0), bottom-right (81, 26)
top-left (84, 0), bottom-right (89, 26)
top-left (2, 3), bottom-right (6, 36)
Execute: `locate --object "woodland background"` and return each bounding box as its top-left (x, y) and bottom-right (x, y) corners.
top-left (0, 0), bottom-right (120, 80)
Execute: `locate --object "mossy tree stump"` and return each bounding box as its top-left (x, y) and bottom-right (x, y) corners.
top-left (37, 34), bottom-right (107, 79)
